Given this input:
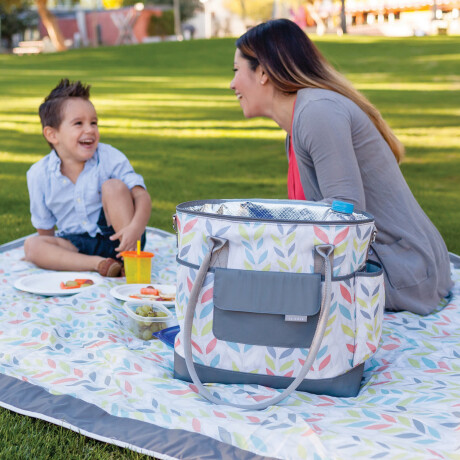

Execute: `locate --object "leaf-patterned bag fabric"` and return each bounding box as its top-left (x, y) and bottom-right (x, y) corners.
top-left (173, 199), bottom-right (384, 402)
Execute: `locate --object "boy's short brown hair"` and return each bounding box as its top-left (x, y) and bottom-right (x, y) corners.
top-left (39, 78), bottom-right (91, 129)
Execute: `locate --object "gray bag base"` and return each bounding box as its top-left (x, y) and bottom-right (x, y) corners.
top-left (174, 352), bottom-right (364, 398)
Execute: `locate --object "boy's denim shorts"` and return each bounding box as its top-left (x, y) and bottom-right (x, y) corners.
top-left (60, 209), bottom-right (146, 259)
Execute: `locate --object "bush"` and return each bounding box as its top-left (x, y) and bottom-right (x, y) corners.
top-left (0, 3), bottom-right (37, 49)
top-left (147, 10), bottom-right (174, 37)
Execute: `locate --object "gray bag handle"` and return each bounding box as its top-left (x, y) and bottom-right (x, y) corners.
top-left (183, 236), bottom-right (334, 410)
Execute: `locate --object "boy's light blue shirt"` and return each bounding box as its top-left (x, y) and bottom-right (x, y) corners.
top-left (27, 143), bottom-right (146, 237)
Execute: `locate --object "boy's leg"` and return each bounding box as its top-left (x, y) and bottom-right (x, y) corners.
top-left (100, 179), bottom-right (147, 259)
top-left (101, 179), bottom-right (134, 231)
top-left (24, 235), bottom-right (104, 271)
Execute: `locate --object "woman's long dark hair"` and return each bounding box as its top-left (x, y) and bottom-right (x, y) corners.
top-left (236, 19), bottom-right (404, 163)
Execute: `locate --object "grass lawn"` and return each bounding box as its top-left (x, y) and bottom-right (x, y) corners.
top-left (0, 35), bottom-right (459, 457)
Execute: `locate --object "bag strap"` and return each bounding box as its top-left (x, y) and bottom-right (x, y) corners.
top-left (183, 236), bottom-right (334, 410)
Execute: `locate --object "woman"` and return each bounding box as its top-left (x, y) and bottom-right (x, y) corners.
top-left (230, 19), bottom-right (452, 315)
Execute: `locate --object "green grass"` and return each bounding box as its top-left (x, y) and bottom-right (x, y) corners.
top-left (0, 35), bottom-right (459, 457)
top-left (0, 410), bottom-right (147, 459)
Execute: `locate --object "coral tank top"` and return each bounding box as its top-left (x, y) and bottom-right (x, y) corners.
top-left (287, 97), bottom-right (306, 200)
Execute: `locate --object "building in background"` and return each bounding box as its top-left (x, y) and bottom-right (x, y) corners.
top-left (183, 0), bottom-right (460, 38)
top-left (182, 0), bottom-right (246, 39)
top-left (37, 5), bottom-right (168, 47)
top-left (11, 0), bottom-right (460, 53)
top-left (344, 0), bottom-right (460, 35)
top-left (297, 0), bottom-right (460, 35)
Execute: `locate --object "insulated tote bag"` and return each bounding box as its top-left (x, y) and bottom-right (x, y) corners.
top-left (173, 199), bottom-right (384, 409)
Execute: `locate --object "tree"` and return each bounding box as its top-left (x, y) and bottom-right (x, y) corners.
top-left (340, 0), bottom-right (346, 33)
top-left (0, 1), bottom-right (36, 48)
top-left (103, 0), bottom-right (123, 8)
top-left (34, 0), bottom-right (66, 51)
top-left (224, 0), bottom-right (309, 23)
top-left (0, 0), bottom-right (67, 51)
top-left (224, 0), bottom-right (273, 22)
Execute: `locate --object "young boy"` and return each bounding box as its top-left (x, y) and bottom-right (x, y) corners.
top-left (24, 79), bottom-right (151, 277)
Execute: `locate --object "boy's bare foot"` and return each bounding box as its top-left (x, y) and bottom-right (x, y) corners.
top-left (97, 258), bottom-right (123, 277)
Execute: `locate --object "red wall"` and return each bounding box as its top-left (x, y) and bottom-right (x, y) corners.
top-left (39, 7), bottom-right (163, 47)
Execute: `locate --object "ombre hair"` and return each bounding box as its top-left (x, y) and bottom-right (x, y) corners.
top-left (236, 19), bottom-right (404, 163)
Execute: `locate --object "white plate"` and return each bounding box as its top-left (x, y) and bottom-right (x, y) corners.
top-left (110, 284), bottom-right (176, 306)
top-left (14, 272), bottom-right (101, 296)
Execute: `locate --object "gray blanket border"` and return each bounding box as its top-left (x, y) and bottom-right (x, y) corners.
top-left (450, 252), bottom-right (460, 269)
top-left (0, 373), bottom-right (276, 460)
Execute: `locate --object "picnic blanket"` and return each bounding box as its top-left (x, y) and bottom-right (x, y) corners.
top-left (1, 228), bottom-right (459, 459)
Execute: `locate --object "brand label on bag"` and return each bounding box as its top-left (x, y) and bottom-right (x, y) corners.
top-left (285, 315), bottom-right (309, 323)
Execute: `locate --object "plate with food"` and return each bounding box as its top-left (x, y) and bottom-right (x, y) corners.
top-left (109, 284), bottom-right (176, 306)
top-left (14, 272), bottom-right (100, 296)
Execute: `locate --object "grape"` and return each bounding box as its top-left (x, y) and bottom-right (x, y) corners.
top-left (135, 305), bottom-right (167, 318)
top-left (132, 304), bottom-right (169, 340)
top-left (141, 330), bottom-right (152, 340)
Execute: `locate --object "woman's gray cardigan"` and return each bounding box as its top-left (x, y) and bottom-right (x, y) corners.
top-left (288, 88), bottom-right (452, 315)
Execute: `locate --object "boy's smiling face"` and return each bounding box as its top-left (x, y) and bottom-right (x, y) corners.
top-left (44, 98), bottom-right (100, 164)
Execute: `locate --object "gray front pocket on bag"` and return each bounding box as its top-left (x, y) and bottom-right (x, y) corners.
top-left (213, 268), bottom-right (321, 347)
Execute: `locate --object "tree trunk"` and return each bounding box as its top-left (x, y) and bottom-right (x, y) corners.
top-left (340, 0), bottom-right (347, 34)
top-left (35, 0), bottom-right (67, 52)
top-left (305, 2), bottom-right (326, 35)
top-left (239, 0), bottom-right (246, 20)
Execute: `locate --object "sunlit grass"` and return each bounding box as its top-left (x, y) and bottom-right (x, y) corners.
top-left (415, 53), bottom-right (460, 62)
top-left (355, 82), bottom-right (460, 90)
top-left (100, 127), bottom-right (284, 139)
top-left (100, 93), bottom-right (235, 100)
top-left (0, 36), bottom-right (459, 255)
top-left (0, 152), bottom-right (44, 163)
top-left (97, 98), bottom-right (235, 108)
top-left (0, 122), bottom-right (285, 139)
top-left (398, 127), bottom-right (460, 149)
top-left (0, 97), bottom-right (43, 110)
